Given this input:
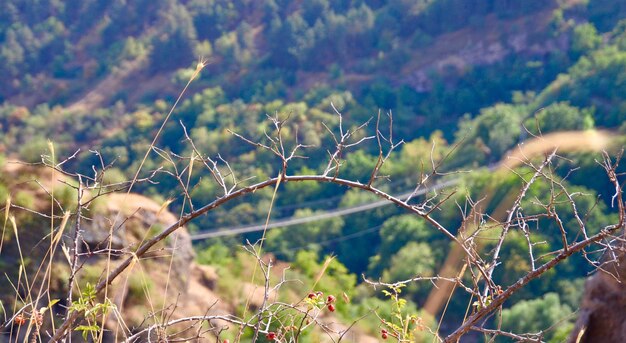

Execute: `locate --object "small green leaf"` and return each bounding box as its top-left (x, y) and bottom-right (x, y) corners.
top-left (75, 324), bottom-right (99, 340)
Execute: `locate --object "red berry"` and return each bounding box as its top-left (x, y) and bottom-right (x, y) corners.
top-left (223, 340), bottom-right (230, 343)
top-left (382, 332), bottom-right (388, 339)
top-left (308, 292), bottom-right (316, 299)
top-left (266, 332), bottom-right (276, 340)
top-left (14, 314), bottom-right (26, 326)
top-left (327, 295), bottom-right (336, 303)
top-left (327, 304), bottom-right (335, 312)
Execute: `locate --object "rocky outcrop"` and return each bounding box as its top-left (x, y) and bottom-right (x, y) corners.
top-left (81, 193), bottom-right (231, 337)
top-left (0, 162), bottom-right (229, 341)
top-left (569, 252), bottom-right (626, 342)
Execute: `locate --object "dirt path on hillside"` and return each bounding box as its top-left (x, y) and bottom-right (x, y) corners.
top-left (423, 129), bottom-right (617, 318)
top-left (65, 56), bottom-right (148, 113)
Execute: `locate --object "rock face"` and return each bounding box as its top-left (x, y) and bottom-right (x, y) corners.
top-left (81, 193), bottom-right (230, 340)
top-left (98, 193), bottom-right (196, 292)
top-left (0, 164), bottom-right (227, 341)
top-left (1, 161), bottom-right (227, 341)
top-left (570, 253), bottom-right (626, 342)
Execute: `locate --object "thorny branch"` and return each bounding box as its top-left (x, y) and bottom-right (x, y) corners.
top-left (4, 109), bottom-right (624, 343)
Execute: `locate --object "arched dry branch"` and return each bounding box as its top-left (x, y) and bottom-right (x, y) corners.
top-left (1, 68), bottom-right (623, 342)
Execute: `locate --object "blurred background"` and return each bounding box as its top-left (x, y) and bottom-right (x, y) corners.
top-left (2, 0), bottom-right (626, 341)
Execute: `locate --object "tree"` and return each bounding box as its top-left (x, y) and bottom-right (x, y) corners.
top-left (501, 293), bottom-right (573, 342)
top-left (150, 4), bottom-right (197, 72)
top-left (525, 102), bottom-right (594, 134)
top-left (367, 215), bottom-right (434, 276)
top-left (381, 242), bottom-right (436, 298)
top-left (571, 23), bottom-right (602, 58)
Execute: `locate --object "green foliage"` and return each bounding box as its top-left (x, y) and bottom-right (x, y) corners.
top-left (341, 150), bottom-right (380, 183)
top-left (78, 265), bottom-right (104, 290)
top-left (101, 167), bottom-right (127, 185)
top-left (379, 284), bottom-right (434, 341)
top-left (537, 45), bottom-right (626, 127)
top-left (384, 243), bottom-right (435, 279)
top-left (282, 177), bottom-right (322, 205)
top-left (489, 231), bottom-right (551, 296)
top-left (381, 242), bottom-right (436, 297)
top-left (501, 293), bottom-right (573, 342)
top-left (0, 183), bottom-right (7, 204)
top-left (394, 131), bottom-right (448, 176)
top-left (525, 102), bottom-right (595, 133)
top-left (150, 4), bottom-right (197, 72)
top-left (127, 273), bottom-right (153, 300)
top-left (18, 137), bottom-right (48, 163)
top-left (265, 209), bottom-right (344, 260)
top-left (53, 184), bottom-right (77, 209)
top-left (196, 243), bottom-right (233, 266)
top-left (69, 283), bottom-right (115, 341)
top-left (472, 104), bottom-right (524, 157)
top-left (557, 278), bottom-right (585, 309)
top-left (571, 23), bottom-right (602, 57)
top-left (368, 215), bottom-right (433, 276)
top-left (291, 251), bottom-right (357, 300)
top-left (13, 190), bottom-right (35, 208)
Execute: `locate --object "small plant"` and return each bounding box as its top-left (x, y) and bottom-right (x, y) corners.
top-left (303, 290), bottom-right (337, 313)
top-left (68, 283), bottom-right (115, 340)
top-left (379, 284), bottom-right (427, 342)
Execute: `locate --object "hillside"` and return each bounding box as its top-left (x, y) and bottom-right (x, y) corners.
top-left (3, 0), bottom-right (626, 342)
